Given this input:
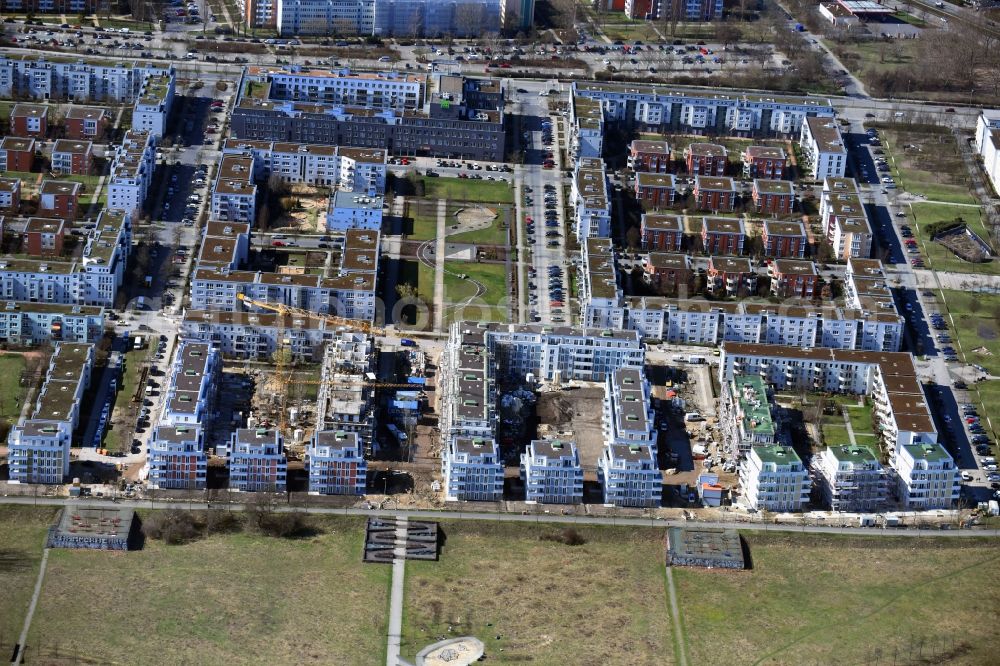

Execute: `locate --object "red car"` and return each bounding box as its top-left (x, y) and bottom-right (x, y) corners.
top-left (526, 216), bottom-right (533, 224)
top-left (499, 63), bottom-right (511, 69)
top-left (271, 240), bottom-right (285, 247)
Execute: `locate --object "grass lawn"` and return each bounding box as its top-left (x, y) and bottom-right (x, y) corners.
top-left (405, 198), bottom-right (441, 241)
top-left (422, 177), bottom-right (514, 204)
top-left (674, 532), bottom-right (1000, 666)
top-left (938, 289), bottom-right (1000, 375)
top-left (907, 202), bottom-right (1000, 275)
top-left (0, 353), bottom-right (27, 425)
top-left (600, 21), bottom-right (664, 43)
top-left (396, 259), bottom-right (436, 302)
top-left (881, 129), bottom-right (977, 205)
top-left (28, 515), bottom-right (390, 665)
top-left (821, 422), bottom-right (851, 446)
top-left (400, 522), bottom-right (675, 664)
top-left (0, 506), bottom-right (59, 658)
top-left (443, 261), bottom-right (508, 307)
top-left (448, 210), bottom-right (509, 246)
top-left (828, 38), bottom-right (920, 77)
top-left (967, 380), bottom-right (1000, 445)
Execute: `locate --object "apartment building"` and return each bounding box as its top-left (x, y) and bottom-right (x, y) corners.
top-left (603, 367), bottom-right (657, 453)
top-left (0, 208), bottom-right (132, 307)
top-left (65, 106), bottom-right (108, 140)
top-left (709, 259), bottom-right (755, 299)
top-left (800, 116), bottom-right (847, 180)
top-left (228, 428), bottom-right (288, 492)
top-left (273, 0), bottom-right (502, 36)
top-left (50, 139), bottom-right (93, 175)
top-left (739, 444), bottom-right (811, 512)
top-left (0, 57), bottom-right (173, 102)
top-left (626, 0), bottom-right (723, 20)
top-left (182, 309), bottom-right (332, 361)
top-left (752, 179), bottom-right (794, 216)
top-left (701, 216), bottom-right (745, 255)
top-left (37, 180), bottom-right (80, 220)
top-left (571, 82), bottom-right (834, 137)
top-left (642, 252), bottom-right (693, 295)
top-left (831, 216), bottom-right (873, 260)
top-left (231, 68), bottom-right (506, 161)
top-left (597, 443), bottom-right (662, 507)
top-left (572, 157), bottom-right (612, 239)
top-left (132, 72), bottom-right (175, 138)
top-left (769, 259), bottom-right (819, 299)
top-left (212, 155), bottom-right (257, 224)
top-left (501, 0), bottom-right (536, 31)
top-left (580, 238), bottom-right (625, 330)
top-left (148, 425), bottom-right (208, 490)
top-left (307, 430), bottom-right (367, 495)
top-left (326, 191), bottom-right (384, 231)
top-left (813, 445), bottom-right (887, 512)
top-left (156, 342), bottom-right (220, 431)
top-left (442, 436), bottom-right (504, 501)
top-left (762, 220), bottom-right (807, 258)
top-left (684, 142), bottom-right (727, 176)
top-left (569, 94), bottom-right (603, 159)
top-left (640, 213), bottom-right (684, 251)
top-left (9, 103), bottom-right (47, 138)
top-left (107, 130), bottom-right (157, 216)
top-left (6, 342), bottom-right (93, 483)
top-left (895, 442), bottom-right (960, 510)
top-left (742, 145), bottom-right (787, 179)
top-left (628, 139), bottom-right (672, 173)
top-left (0, 137), bottom-right (35, 172)
top-left (225, 139), bottom-right (388, 193)
top-left (520, 439), bottom-right (583, 504)
top-left (820, 177), bottom-right (862, 237)
top-left (22, 217), bottom-right (65, 257)
top-left (719, 375), bottom-right (777, 457)
top-left (316, 332), bottom-right (378, 454)
top-left (634, 172), bottom-right (677, 209)
top-left (0, 178), bottom-right (21, 212)
top-left (693, 177), bottom-right (737, 212)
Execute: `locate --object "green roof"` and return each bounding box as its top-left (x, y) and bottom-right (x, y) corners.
top-left (732, 375), bottom-right (775, 436)
top-left (828, 445), bottom-right (878, 465)
top-left (902, 442), bottom-right (951, 463)
top-left (754, 444), bottom-right (801, 466)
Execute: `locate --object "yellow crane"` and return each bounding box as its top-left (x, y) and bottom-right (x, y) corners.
top-left (235, 294), bottom-right (385, 336)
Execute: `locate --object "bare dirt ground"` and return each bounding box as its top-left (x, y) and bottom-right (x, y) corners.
top-left (536, 384), bottom-right (607, 472)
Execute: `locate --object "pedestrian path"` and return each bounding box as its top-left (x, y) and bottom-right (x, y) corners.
top-left (12, 547), bottom-right (50, 665)
top-left (386, 516), bottom-right (409, 666)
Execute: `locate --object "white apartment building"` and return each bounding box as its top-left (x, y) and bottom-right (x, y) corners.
top-left (223, 140), bottom-right (388, 193)
top-left (307, 429), bottom-right (368, 495)
top-left (830, 216), bottom-right (873, 260)
top-left (895, 443), bottom-right (960, 510)
top-left (603, 368), bottom-right (657, 454)
top-left (181, 309), bottom-right (331, 362)
top-left (597, 442), bottom-right (662, 507)
top-left (212, 155), bottom-right (257, 225)
top-left (520, 439), bottom-right (583, 504)
top-left (572, 157), bottom-right (612, 240)
top-left (131, 72), bottom-right (175, 138)
top-left (0, 57), bottom-right (173, 102)
top-left (7, 342), bottom-right (93, 483)
top-left (800, 117), bottom-right (847, 180)
top-left (719, 375), bottom-right (777, 457)
top-left (580, 238), bottom-right (626, 331)
top-left (570, 95), bottom-right (603, 159)
top-left (439, 326), bottom-right (495, 443)
top-left (107, 130), bottom-right (157, 216)
top-left (316, 333), bottom-right (378, 454)
top-left (157, 342), bottom-right (220, 429)
top-left (147, 425), bottom-right (208, 490)
top-left (0, 208), bottom-right (131, 307)
top-left (975, 109), bottom-right (1000, 196)
top-left (228, 428), bottom-right (288, 492)
top-left (247, 66), bottom-right (424, 111)
top-left (442, 436), bottom-right (504, 501)
top-left (277, 0), bottom-right (377, 36)
top-left (0, 301), bottom-right (104, 345)
top-left (571, 82), bottom-right (834, 137)
top-left (739, 444), bottom-right (811, 512)
top-left (812, 445), bottom-right (887, 512)
top-left (326, 191), bottom-right (384, 231)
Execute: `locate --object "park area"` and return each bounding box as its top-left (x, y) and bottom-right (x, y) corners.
top-left (819, 395), bottom-right (879, 451)
top-left (880, 128), bottom-right (977, 205)
top-left (0, 506), bottom-right (59, 654)
top-left (907, 202), bottom-right (999, 275)
top-left (0, 353), bottom-right (28, 429)
top-left (938, 289), bottom-right (1000, 376)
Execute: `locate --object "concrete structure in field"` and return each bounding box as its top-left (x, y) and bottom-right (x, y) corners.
top-left (47, 506), bottom-right (138, 551)
top-left (739, 444), bottom-right (811, 512)
top-left (895, 442), bottom-right (960, 510)
top-left (800, 116), bottom-right (847, 180)
top-left (6, 342), bottom-right (94, 484)
top-left (665, 527), bottom-right (745, 570)
top-left (0, 300), bottom-right (103, 345)
top-left (228, 428), bottom-right (288, 492)
top-left (223, 139), bottom-right (388, 194)
top-left (442, 436), bottom-right (504, 501)
top-left (231, 68), bottom-right (506, 161)
top-left (0, 56), bottom-right (173, 103)
top-left (719, 375), bottom-right (777, 457)
top-left (326, 190), bottom-right (384, 231)
top-left (307, 429), bottom-right (368, 495)
top-left (520, 439), bottom-right (584, 504)
top-left (813, 445), bottom-right (888, 512)
top-left (107, 130), bottom-right (157, 216)
top-left (132, 72), bottom-right (175, 138)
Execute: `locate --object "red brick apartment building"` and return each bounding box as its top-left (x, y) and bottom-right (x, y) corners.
top-left (65, 106), bottom-right (109, 140)
top-left (708, 256), bottom-right (756, 297)
top-left (684, 142), bottom-right (728, 176)
top-left (0, 137), bottom-right (36, 172)
top-left (640, 213), bottom-right (685, 252)
top-left (742, 145), bottom-right (788, 179)
top-left (752, 179), bottom-right (795, 216)
top-left (9, 104), bottom-right (47, 138)
top-left (762, 220), bottom-right (808, 258)
top-left (23, 217), bottom-right (65, 257)
top-left (693, 176), bottom-right (737, 212)
top-left (769, 259), bottom-right (819, 299)
top-left (628, 139), bottom-right (672, 173)
top-left (634, 172), bottom-right (676, 209)
top-left (37, 180), bottom-right (82, 220)
top-left (701, 216), bottom-right (746, 255)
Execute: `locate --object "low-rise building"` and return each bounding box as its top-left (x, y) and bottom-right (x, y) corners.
top-left (895, 442), bottom-right (960, 510)
top-left (643, 252), bottom-right (693, 296)
top-left (693, 176), bottom-right (737, 212)
top-left (701, 216), bottom-right (745, 255)
top-left (603, 367), bottom-right (657, 453)
top-left (813, 445), bottom-right (887, 512)
top-left (228, 428), bottom-right (288, 492)
top-left (598, 442), bottom-right (662, 507)
top-left (0, 137), bottom-right (35, 172)
top-left (326, 190), bottom-right (384, 232)
top-left (708, 256), bottom-right (756, 297)
top-left (800, 116), bottom-right (846, 180)
top-left (742, 145), bottom-right (787, 179)
top-left (684, 142), bottom-right (727, 176)
top-left (520, 439), bottom-right (584, 504)
top-left (628, 139), bottom-right (672, 173)
top-left (0, 177), bottom-right (20, 212)
top-left (65, 106), bottom-right (109, 140)
top-left (739, 444), bottom-right (810, 512)
top-left (762, 220), bottom-right (807, 258)
top-left (634, 171), bottom-right (676, 209)
top-left (37, 180), bottom-right (81, 220)
top-left (831, 216), bottom-right (873, 260)
top-left (23, 217), bottom-right (66, 256)
top-left (442, 436), bottom-right (504, 501)
top-left (307, 430), bottom-right (367, 495)
top-left (769, 259), bottom-right (818, 299)
top-left (640, 213), bottom-right (684, 252)
top-left (10, 103), bottom-right (47, 138)
top-left (181, 309), bottom-right (331, 362)
top-left (752, 179), bottom-right (794, 216)
top-left (50, 139), bottom-right (93, 175)
top-left (225, 140), bottom-right (388, 194)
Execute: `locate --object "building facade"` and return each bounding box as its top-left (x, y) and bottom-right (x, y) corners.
top-left (520, 439), bottom-right (583, 504)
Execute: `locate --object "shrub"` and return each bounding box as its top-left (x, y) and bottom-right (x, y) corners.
top-left (142, 510), bottom-right (201, 545)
